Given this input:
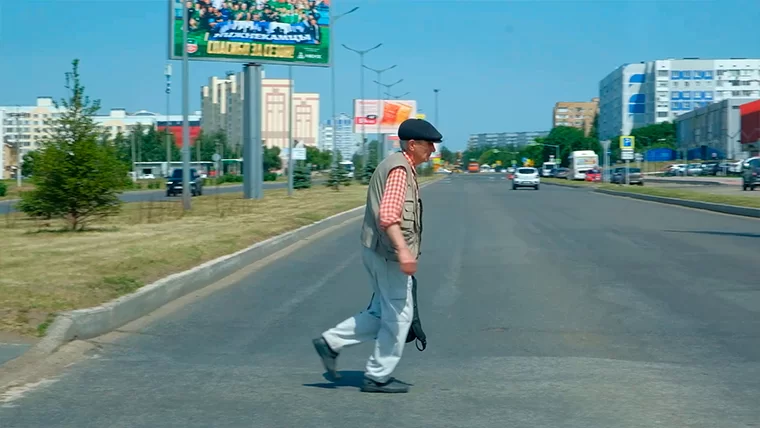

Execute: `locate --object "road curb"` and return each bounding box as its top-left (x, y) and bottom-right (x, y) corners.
top-left (594, 188), bottom-right (760, 218)
top-left (0, 177), bottom-right (443, 375)
top-left (541, 181), bottom-right (591, 189)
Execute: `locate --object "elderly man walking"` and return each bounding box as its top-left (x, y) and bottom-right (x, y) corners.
top-left (312, 118), bottom-right (442, 393)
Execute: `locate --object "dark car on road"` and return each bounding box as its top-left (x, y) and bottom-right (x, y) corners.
top-left (741, 157), bottom-right (760, 191)
top-left (166, 168), bottom-right (204, 197)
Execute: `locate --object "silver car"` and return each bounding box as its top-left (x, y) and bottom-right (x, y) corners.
top-left (512, 167), bottom-right (540, 190)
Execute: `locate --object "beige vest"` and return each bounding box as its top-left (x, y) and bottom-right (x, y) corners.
top-left (360, 152), bottom-right (422, 261)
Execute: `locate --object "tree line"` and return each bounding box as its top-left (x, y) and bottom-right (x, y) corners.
top-left (461, 117), bottom-right (676, 168)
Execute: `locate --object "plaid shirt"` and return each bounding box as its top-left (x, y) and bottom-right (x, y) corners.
top-left (378, 152), bottom-right (417, 230)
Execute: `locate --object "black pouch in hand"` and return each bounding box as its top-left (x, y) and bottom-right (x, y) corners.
top-left (405, 275), bottom-right (427, 351)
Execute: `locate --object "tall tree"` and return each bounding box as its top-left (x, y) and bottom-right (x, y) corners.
top-left (18, 59), bottom-right (128, 230)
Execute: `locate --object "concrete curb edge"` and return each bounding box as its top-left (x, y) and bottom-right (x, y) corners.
top-left (594, 188), bottom-right (760, 218)
top-left (2, 177), bottom-right (443, 371)
top-left (541, 181), bottom-right (590, 189)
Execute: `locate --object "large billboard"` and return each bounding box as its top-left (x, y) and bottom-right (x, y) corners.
top-left (741, 99), bottom-right (760, 150)
top-left (157, 119), bottom-right (202, 148)
top-left (168, 0), bottom-right (330, 67)
top-left (353, 99), bottom-right (418, 134)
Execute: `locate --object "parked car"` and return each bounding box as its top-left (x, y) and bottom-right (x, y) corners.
top-left (166, 168), bottom-right (204, 197)
top-left (584, 168), bottom-right (602, 182)
top-left (610, 167), bottom-right (643, 185)
top-left (512, 167), bottom-right (540, 190)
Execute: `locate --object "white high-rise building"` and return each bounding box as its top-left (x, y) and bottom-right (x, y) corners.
top-left (325, 113), bottom-right (356, 162)
top-left (598, 58), bottom-right (760, 140)
top-left (319, 123), bottom-right (334, 152)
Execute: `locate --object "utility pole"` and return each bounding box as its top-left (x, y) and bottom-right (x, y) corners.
top-left (329, 6), bottom-right (359, 167)
top-left (364, 64), bottom-right (397, 162)
top-left (342, 42), bottom-right (382, 173)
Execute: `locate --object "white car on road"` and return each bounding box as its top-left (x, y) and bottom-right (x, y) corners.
top-left (512, 167), bottom-right (540, 190)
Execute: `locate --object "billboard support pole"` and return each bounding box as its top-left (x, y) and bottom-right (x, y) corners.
top-left (181, 5), bottom-right (191, 211)
top-left (288, 65), bottom-right (294, 197)
top-left (243, 63), bottom-right (264, 200)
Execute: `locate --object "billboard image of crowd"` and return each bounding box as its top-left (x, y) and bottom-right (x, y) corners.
top-left (169, 0), bottom-right (330, 66)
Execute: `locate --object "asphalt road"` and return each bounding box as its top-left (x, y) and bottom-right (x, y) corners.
top-left (0, 180), bottom-right (317, 215)
top-left (2, 174), bottom-right (759, 427)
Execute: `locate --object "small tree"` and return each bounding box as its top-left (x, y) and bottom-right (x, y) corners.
top-left (18, 59), bottom-right (128, 230)
top-left (293, 164), bottom-right (312, 189)
top-left (324, 164), bottom-right (351, 190)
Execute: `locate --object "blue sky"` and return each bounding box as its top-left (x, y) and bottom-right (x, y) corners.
top-left (1, 0), bottom-right (759, 151)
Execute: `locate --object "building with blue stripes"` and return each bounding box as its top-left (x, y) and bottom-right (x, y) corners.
top-left (598, 58), bottom-right (760, 141)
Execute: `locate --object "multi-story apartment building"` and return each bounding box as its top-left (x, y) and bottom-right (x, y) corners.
top-left (466, 131), bottom-right (550, 150)
top-left (201, 71), bottom-right (320, 153)
top-left (319, 123), bottom-right (334, 152)
top-left (553, 97), bottom-right (599, 136)
top-left (598, 58), bottom-right (760, 140)
top-left (0, 97), bottom-right (66, 160)
top-left (93, 109), bottom-right (167, 139)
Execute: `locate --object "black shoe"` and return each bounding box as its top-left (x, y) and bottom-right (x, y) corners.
top-left (312, 336), bottom-right (340, 379)
top-left (360, 377), bottom-right (410, 393)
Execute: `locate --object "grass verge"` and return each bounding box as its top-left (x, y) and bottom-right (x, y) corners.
top-left (595, 184), bottom-right (760, 209)
top-left (542, 177), bottom-right (760, 209)
top-left (0, 175), bottom-right (442, 337)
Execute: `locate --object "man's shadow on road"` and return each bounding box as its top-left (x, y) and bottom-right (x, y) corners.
top-left (303, 371), bottom-right (415, 390)
top-left (302, 370), bottom-right (365, 390)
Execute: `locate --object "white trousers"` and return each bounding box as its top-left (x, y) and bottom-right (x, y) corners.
top-left (322, 247), bottom-right (414, 383)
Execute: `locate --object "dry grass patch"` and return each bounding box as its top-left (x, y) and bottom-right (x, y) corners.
top-left (597, 184), bottom-right (760, 209)
top-left (0, 175), bottom-right (442, 337)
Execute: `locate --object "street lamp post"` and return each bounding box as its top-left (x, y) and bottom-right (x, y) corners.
top-left (164, 64), bottom-right (172, 177)
top-left (433, 89), bottom-right (440, 127)
top-left (342, 42), bottom-right (382, 173)
top-left (364, 64), bottom-right (397, 161)
top-left (330, 6), bottom-right (359, 167)
top-left (385, 90), bottom-right (410, 100)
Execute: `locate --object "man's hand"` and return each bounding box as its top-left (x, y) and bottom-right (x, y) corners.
top-left (397, 247), bottom-right (417, 275)
top-left (385, 224), bottom-right (416, 275)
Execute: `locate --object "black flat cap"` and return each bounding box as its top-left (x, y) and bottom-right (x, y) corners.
top-left (397, 118), bottom-right (443, 143)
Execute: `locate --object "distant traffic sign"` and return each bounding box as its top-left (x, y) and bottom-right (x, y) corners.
top-left (620, 136), bottom-right (635, 150)
top-left (621, 150), bottom-right (634, 160)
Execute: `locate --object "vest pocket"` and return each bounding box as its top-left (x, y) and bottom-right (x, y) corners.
top-left (402, 201), bottom-right (416, 221)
